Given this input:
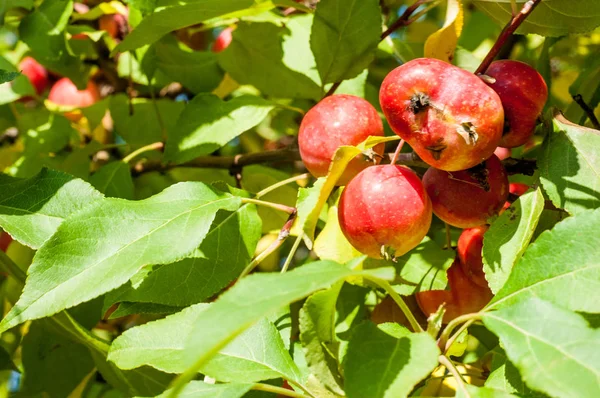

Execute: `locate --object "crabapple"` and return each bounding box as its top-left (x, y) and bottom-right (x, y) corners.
top-left (18, 57), bottom-right (49, 96)
top-left (493, 146), bottom-right (511, 160)
top-left (211, 27), bottom-right (233, 53)
top-left (423, 154), bottom-right (509, 228)
top-left (48, 78), bottom-right (100, 121)
top-left (338, 164), bottom-right (432, 259)
top-left (380, 58), bottom-right (504, 171)
top-left (416, 259), bottom-right (493, 323)
top-left (457, 225), bottom-right (489, 288)
top-left (298, 94), bottom-right (384, 185)
top-left (485, 60), bottom-right (548, 148)
top-left (99, 12), bottom-right (128, 40)
top-left (0, 232), bottom-right (12, 252)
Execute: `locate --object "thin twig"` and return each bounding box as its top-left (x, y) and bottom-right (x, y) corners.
top-left (122, 142), bottom-right (164, 164)
top-left (438, 313), bottom-right (482, 351)
top-left (380, 0), bottom-right (433, 41)
top-left (281, 233), bottom-right (304, 273)
top-left (572, 94), bottom-right (600, 129)
top-left (241, 198), bottom-right (296, 214)
top-left (444, 318), bottom-right (476, 354)
top-left (445, 223), bottom-right (452, 250)
top-left (256, 173), bottom-right (310, 198)
top-left (475, 0), bottom-right (542, 75)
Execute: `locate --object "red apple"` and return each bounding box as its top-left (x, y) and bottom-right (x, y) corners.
top-left (211, 27), bottom-right (233, 53)
top-left (416, 259), bottom-right (493, 323)
top-left (493, 146), bottom-right (511, 160)
top-left (379, 58), bottom-right (504, 171)
top-left (0, 232), bottom-right (12, 252)
top-left (99, 12), bottom-right (128, 40)
top-left (457, 225), bottom-right (489, 288)
top-left (338, 164), bottom-right (432, 259)
top-left (48, 78), bottom-right (101, 121)
top-left (423, 154), bottom-right (509, 228)
top-left (502, 182), bottom-right (530, 211)
top-left (299, 94), bottom-right (384, 185)
top-left (484, 60), bottom-right (548, 148)
top-left (19, 56), bottom-right (49, 95)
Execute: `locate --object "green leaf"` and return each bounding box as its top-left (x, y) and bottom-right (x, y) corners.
top-left (299, 282), bottom-right (345, 395)
top-left (155, 381), bottom-right (253, 398)
top-left (0, 169), bottom-right (104, 249)
top-left (485, 350), bottom-right (547, 397)
top-left (366, 236), bottom-right (453, 295)
top-left (20, 321), bottom-right (95, 397)
top-left (109, 94), bottom-right (185, 149)
top-left (153, 39), bottom-right (224, 94)
top-left (109, 304), bottom-right (303, 385)
top-left (165, 94), bottom-right (274, 164)
top-left (18, 0), bottom-right (89, 87)
top-left (483, 298), bottom-right (600, 398)
top-left (483, 188), bottom-right (545, 294)
top-left (0, 69), bottom-right (20, 84)
top-left (0, 56), bottom-right (35, 104)
top-left (456, 385), bottom-right (520, 398)
top-left (474, 0), bottom-right (600, 37)
top-left (114, 0), bottom-right (254, 53)
top-left (0, 182), bottom-right (242, 333)
top-left (314, 206), bottom-right (360, 264)
top-left (489, 208), bottom-right (600, 313)
top-left (566, 56), bottom-right (600, 126)
top-left (218, 18), bottom-right (322, 100)
top-left (0, 346), bottom-right (17, 372)
top-left (109, 302), bottom-right (182, 318)
top-left (181, 262), bottom-right (388, 373)
top-left (90, 162), bottom-right (135, 199)
top-left (343, 322), bottom-right (439, 398)
top-left (539, 112), bottom-right (600, 214)
top-left (104, 204), bottom-right (261, 309)
top-left (310, 0), bottom-right (381, 85)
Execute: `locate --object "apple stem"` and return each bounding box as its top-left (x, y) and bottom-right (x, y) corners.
top-left (281, 233), bottom-right (304, 273)
top-left (390, 139), bottom-right (406, 165)
top-left (122, 142), bottom-right (164, 164)
top-left (474, 0), bottom-right (542, 75)
top-left (256, 173), bottom-right (310, 198)
top-left (572, 94), bottom-right (600, 130)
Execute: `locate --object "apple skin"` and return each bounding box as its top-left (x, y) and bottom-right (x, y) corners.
top-left (48, 78), bottom-right (101, 121)
top-left (502, 182), bottom-right (530, 211)
top-left (211, 27), bottom-right (233, 53)
top-left (457, 225), bottom-right (489, 288)
top-left (423, 154), bottom-right (509, 228)
top-left (338, 164), bottom-right (432, 258)
top-left (379, 58), bottom-right (504, 171)
top-left (99, 12), bottom-right (128, 39)
top-left (19, 56), bottom-right (49, 95)
top-left (416, 259), bottom-right (493, 323)
top-left (485, 60), bottom-right (548, 148)
top-left (298, 94), bottom-right (384, 185)
top-left (0, 232), bottom-right (12, 252)
top-left (493, 146), bottom-right (511, 160)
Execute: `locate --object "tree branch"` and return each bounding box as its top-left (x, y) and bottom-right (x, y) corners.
top-left (572, 94), bottom-right (600, 130)
top-left (475, 0), bottom-right (542, 75)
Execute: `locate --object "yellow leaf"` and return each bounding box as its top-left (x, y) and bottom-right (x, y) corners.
top-left (314, 205), bottom-right (361, 263)
top-left (424, 0), bottom-right (464, 63)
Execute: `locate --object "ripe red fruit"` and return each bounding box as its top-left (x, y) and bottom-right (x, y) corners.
top-left (338, 164), bottom-right (432, 259)
top-left (416, 259), bottom-right (493, 323)
top-left (423, 154), bottom-right (509, 228)
top-left (502, 182), bottom-right (530, 211)
top-left (493, 146), bottom-right (511, 160)
top-left (211, 27), bottom-right (233, 53)
top-left (380, 58), bottom-right (504, 171)
top-left (298, 94), bottom-right (384, 185)
top-left (457, 225), bottom-right (489, 288)
top-left (48, 78), bottom-right (101, 121)
top-left (485, 60), bottom-right (548, 148)
top-left (99, 12), bottom-right (128, 39)
top-left (19, 56), bottom-right (49, 95)
top-left (0, 232), bottom-right (12, 252)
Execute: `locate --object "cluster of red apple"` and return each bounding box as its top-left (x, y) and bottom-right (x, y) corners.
top-left (299, 58), bottom-right (547, 321)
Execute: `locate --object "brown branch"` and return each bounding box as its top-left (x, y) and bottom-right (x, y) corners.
top-left (572, 94), bottom-right (600, 130)
top-left (475, 0), bottom-right (542, 75)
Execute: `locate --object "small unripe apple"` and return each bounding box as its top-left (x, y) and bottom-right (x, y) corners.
top-left (0, 232), bottom-right (12, 252)
top-left (502, 182), bottom-right (530, 211)
top-left (493, 146), bottom-right (511, 160)
top-left (338, 164), bottom-right (432, 259)
top-left (299, 94), bottom-right (384, 185)
top-left (457, 225), bottom-right (489, 288)
top-left (485, 60), bottom-right (548, 148)
top-left (423, 154), bottom-right (509, 228)
top-left (211, 27), bottom-right (233, 53)
top-left (48, 78), bottom-right (101, 121)
top-left (99, 12), bottom-right (128, 40)
top-left (416, 259), bottom-right (493, 323)
top-left (19, 56), bottom-right (49, 95)
top-left (380, 58), bottom-right (504, 171)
